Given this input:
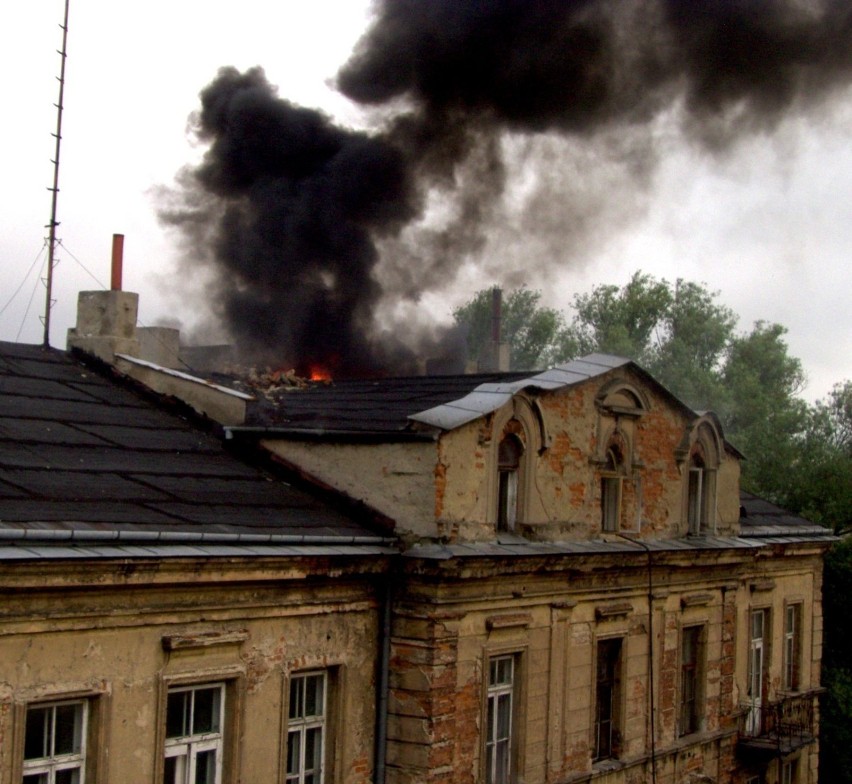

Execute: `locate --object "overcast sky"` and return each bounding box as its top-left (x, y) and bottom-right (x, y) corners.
top-left (1, 1), bottom-right (850, 401)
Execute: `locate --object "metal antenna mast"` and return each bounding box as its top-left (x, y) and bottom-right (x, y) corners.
top-left (42, 0), bottom-right (71, 347)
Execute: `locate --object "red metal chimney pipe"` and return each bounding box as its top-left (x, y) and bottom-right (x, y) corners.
top-left (110, 233), bottom-right (124, 291)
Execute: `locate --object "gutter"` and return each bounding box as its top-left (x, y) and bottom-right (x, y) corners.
top-left (0, 527), bottom-right (396, 547)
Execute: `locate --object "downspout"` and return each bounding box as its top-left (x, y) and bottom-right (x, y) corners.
top-left (618, 534), bottom-right (658, 784)
top-left (374, 575), bottom-right (392, 784)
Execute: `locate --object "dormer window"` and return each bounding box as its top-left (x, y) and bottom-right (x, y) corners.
top-left (687, 452), bottom-right (716, 535)
top-left (601, 447), bottom-right (623, 532)
top-left (497, 434), bottom-right (524, 532)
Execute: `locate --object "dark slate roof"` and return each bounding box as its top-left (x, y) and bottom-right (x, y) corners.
top-left (0, 342), bottom-right (391, 547)
top-left (241, 370), bottom-right (531, 435)
top-left (234, 353), bottom-right (708, 439)
top-left (739, 491), bottom-right (832, 539)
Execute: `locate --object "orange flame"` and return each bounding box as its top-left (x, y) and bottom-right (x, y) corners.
top-left (309, 365), bottom-right (332, 382)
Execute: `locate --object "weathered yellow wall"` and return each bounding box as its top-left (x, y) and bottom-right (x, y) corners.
top-left (0, 558), bottom-right (383, 784)
top-left (262, 439), bottom-right (439, 539)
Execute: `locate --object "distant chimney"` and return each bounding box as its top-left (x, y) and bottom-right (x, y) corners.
top-left (110, 233), bottom-right (124, 291)
top-left (477, 287), bottom-right (510, 372)
top-left (491, 287), bottom-right (502, 344)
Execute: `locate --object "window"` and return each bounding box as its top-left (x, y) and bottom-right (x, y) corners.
top-left (485, 655), bottom-right (515, 784)
top-left (687, 452), bottom-right (717, 535)
top-left (784, 603), bottom-right (803, 691)
top-left (287, 672), bottom-right (327, 784)
top-left (781, 758), bottom-right (798, 784)
top-left (747, 610), bottom-right (767, 735)
top-left (679, 626), bottom-right (703, 736)
top-left (600, 446), bottom-right (623, 532)
top-left (164, 683), bottom-right (225, 784)
top-left (594, 639), bottom-right (623, 761)
top-left (23, 700), bottom-right (87, 784)
top-left (497, 435), bottom-right (523, 532)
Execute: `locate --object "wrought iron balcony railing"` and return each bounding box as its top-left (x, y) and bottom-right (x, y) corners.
top-left (738, 692), bottom-right (817, 758)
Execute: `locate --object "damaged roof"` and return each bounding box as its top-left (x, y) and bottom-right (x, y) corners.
top-left (241, 369), bottom-right (531, 436)
top-left (236, 354), bottom-right (652, 437)
top-left (0, 341), bottom-right (392, 549)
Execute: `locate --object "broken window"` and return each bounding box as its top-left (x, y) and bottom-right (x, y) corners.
top-left (594, 638), bottom-right (623, 761)
top-left (679, 626), bottom-right (703, 736)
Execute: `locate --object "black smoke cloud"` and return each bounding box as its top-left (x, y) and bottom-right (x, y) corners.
top-left (161, 0), bottom-right (852, 376)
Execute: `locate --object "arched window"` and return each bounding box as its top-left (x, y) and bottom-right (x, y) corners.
top-left (687, 452), bottom-right (715, 535)
top-left (601, 446), bottom-right (623, 533)
top-left (497, 434), bottom-right (524, 532)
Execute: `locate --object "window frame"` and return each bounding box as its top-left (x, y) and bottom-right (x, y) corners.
top-left (21, 698), bottom-right (88, 784)
top-left (485, 655), bottom-right (514, 784)
top-left (593, 637), bottom-right (624, 762)
top-left (783, 602), bottom-right (803, 692)
top-left (496, 433), bottom-right (524, 533)
top-left (286, 670), bottom-right (328, 784)
top-left (686, 455), bottom-right (716, 535)
top-left (12, 689), bottom-right (108, 784)
top-left (678, 625), bottom-right (705, 737)
top-left (781, 757), bottom-right (799, 784)
top-left (600, 446), bottom-right (624, 533)
top-left (481, 649), bottom-right (525, 784)
top-left (163, 682), bottom-right (226, 784)
top-left (746, 608), bottom-right (770, 735)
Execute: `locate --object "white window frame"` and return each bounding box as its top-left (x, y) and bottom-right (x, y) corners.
top-left (497, 435), bottom-right (524, 533)
top-left (163, 683), bottom-right (225, 784)
top-left (287, 671), bottom-right (327, 784)
top-left (784, 603), bottom-right (802, 691)
top-left (781, 758), bottom-right (798, 784)
top-left (687, 458), bottom-right (717, 535)
top-left (485, 655), bottom-right (515, 784)
top-left (22, 699), bottom-right (88, 784)
top-left (747, 609), bottom-right (766, 735)
top-left (600, 447), bottom-right (623, 533)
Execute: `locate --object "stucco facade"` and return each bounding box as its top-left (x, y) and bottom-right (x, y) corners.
top-left (0, 327), bottom-right (831, 784)
top-left (0, 554), bottom-right (387, 784)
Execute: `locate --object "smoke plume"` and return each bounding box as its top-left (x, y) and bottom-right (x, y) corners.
top-left (161, 0), bottom-right (852, 377)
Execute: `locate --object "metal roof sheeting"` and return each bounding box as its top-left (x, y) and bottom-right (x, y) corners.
top-left (410, 354), bottom-right (632, 430)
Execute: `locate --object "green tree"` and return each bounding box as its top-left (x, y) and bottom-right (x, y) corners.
top-left (570, 272), bottom-right (672, 361)
top-left (785, 381), bottom-right (852, 533)
top-left (720, 321), bottom-right (809, 500)
top-left (453, 287), bottom-right (578, 371)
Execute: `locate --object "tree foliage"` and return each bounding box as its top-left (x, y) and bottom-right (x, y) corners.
top-left (453, 287), bottom-right (578, 371)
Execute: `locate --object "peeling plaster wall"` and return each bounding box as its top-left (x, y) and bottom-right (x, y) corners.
top-left (0, 559), bottom-right (382, 784)
top-left (386, 544), bottom-right (826, 784)
top-left (435, 368), bottom-right (741, 542)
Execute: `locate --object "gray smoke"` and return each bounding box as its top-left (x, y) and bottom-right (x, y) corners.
top-left (160, 0), bottom-right (852, 376)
